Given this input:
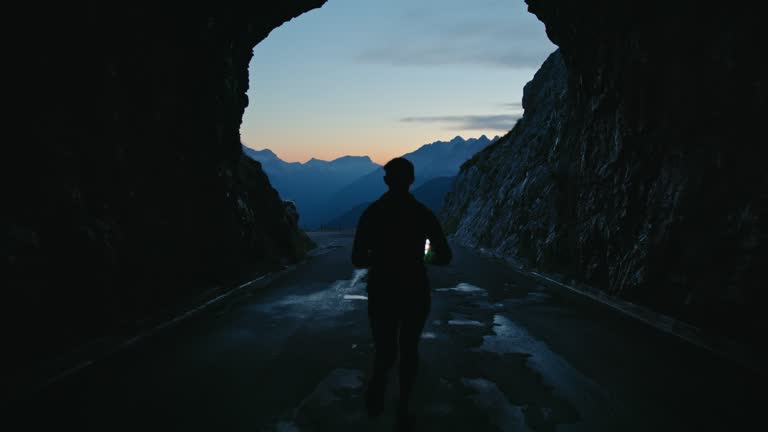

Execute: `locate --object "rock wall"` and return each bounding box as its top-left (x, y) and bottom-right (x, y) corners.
top-left (4, 2), bottom-right (325, 372)
top-left (443, 0), bottom-right (767, 346)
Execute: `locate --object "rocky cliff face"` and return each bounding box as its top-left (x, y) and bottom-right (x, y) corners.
top-left (5, 2), bottom-right (324, 372)
top-left (444, 0), bottom-right (767, 345)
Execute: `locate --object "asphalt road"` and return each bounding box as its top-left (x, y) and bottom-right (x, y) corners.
top-left (10, 232), bottom-right (762, 431)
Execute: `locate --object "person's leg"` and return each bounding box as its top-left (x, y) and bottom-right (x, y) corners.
top-left (397, 291), bottom-right (431, 414)
top-left (366, 295), bottom-right (398, 416)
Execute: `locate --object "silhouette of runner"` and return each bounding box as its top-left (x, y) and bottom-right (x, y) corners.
top-left (352, 157), bottom-right (452, 424)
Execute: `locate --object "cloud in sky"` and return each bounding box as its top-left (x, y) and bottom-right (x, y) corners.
top-left (400, 114), bottom-right (523, 131)
top-left (499, 102), bottom-right (524, 111)
top-left (356, 45), bottom-right (548, 69)
top-left (354, 1), bottom-right (554, 69)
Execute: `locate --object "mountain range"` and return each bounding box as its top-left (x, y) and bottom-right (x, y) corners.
top-left (243, 135), bottom-right (498, 228)
top-left (324, 176), bottom-right (457, 230)
top-left (242, 147), bottom-right (380, 227)
top-left (322, 135), bottom-right (498, 223)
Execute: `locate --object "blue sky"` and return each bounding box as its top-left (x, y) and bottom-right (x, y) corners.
top-left (241, 0), bottom-right (555, 164)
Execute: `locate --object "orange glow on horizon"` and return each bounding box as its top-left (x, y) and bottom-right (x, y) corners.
top-left (241, 127), bottom-right (503, 166)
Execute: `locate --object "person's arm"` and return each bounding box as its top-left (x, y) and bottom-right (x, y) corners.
top-left (425, 211), bottom-right (452, 265)
top-left (351, 208), bottom-right (373, 268)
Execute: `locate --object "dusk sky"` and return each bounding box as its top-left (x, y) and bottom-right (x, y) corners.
top-left (240, 0), bottom-right (555, 165)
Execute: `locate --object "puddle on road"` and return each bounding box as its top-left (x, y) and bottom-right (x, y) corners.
top-left (434, 279), bottom-right (606, 425)
top-left (435, 283), bottom-right (488, 296)
top-left (507, 291), bottom-right (553, 305)
top-left (448, 319), bottom-right (485, 327)
top-left (476, 314), bottom-right (611, 427)
top-left (475, 315), bottom-right (528, 354)
top-left (249, 270), bottom-right (369, 320)
top-left (462, 378), bottom-right (529, 432)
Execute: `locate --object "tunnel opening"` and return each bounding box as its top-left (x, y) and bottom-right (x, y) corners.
top-left (239, 0), bottom-right (553, 231)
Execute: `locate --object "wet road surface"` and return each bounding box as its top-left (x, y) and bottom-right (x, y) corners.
top-left (10, 232), bottom-right (762, 431)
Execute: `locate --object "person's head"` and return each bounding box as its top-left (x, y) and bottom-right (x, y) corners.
top-left (383, 157), bottom-right (415, 192)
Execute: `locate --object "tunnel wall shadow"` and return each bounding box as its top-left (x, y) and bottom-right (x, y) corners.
top-left (4, 2), bottom-right (325, 392)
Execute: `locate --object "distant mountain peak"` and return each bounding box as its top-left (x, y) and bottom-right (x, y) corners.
top-left (303, 155), bottom-right (380, 168)
top-left (242, 146), bottom-right (282, 161)
top-left (450, 135), bottom-right (465, 143)
top-left (331, 155), bottom-right (375, 164)
top-left (247, 147), bottom-right (274, 155)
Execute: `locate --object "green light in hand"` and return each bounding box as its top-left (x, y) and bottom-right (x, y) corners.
top-left (424, 239), bottom-right (434, 264)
